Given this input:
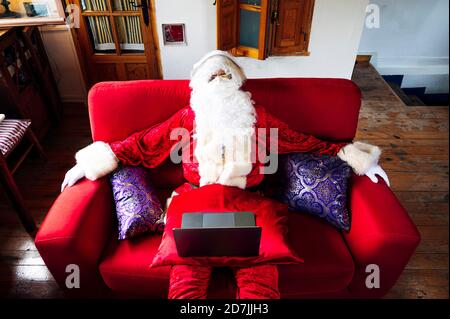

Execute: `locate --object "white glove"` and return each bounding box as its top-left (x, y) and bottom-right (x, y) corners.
top-left (365, 165), bottom-right (390, 187)
top-left (61, 164), bottom-right (86, 192)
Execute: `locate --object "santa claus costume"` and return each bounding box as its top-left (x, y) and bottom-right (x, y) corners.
top-left (62, 50), bottom-right (388, 299)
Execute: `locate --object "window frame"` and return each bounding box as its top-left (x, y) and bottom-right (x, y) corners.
top-left (233, 0), bottom-right (269, 60)
top-left (217, 0), bottom-right (315, 60)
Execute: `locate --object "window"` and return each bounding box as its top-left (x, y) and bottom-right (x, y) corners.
top-left (217, 0), bottom-right (315, 60)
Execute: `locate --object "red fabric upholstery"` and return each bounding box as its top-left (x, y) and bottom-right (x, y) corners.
top-left (99, 234), bottom-right (171, 298)
top-left (243, 79), bottom-right (361, 141)
top-left (151, 184), bottom-right (303, 268)
top-left (35, 179), bottom-right (114, 295)
top-left (97, 210), bottom-right (353, 298)
top-left (100, 235), bottom-right (236, 298)
top-left (279, 213), bottom-right (354, 298)
top-left (36, 78), bottom-right (420, 299)
top-left (343, 175), bottom-right (421, 298)
top-left (89, 78), bottom-right (360, 143)
top-left (88, 80), bottom-right (190, 143)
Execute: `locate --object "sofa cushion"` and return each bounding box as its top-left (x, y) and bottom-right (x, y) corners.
top-left (110, 166), bottom-right (165, 240)
top-left (99, 209), bottom-right (354, 297)
top-left (279, 213), bottom-right (355, 298)
top-left (0, 119), bottom-right (31, 156)
top-left (99, 234), bottom-right (235, 298)
top-left (151, 184), bottom-right (303, 268)
top-left (89, 79), bottom-right (361, 144)
top-left (276, 153), bottom-right (352, 231)
top-left (99, 234), bottom-right (170, 298)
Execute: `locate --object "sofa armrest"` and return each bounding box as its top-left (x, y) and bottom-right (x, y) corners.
top-left (343, 175), bottom-right (421, 298)
top-left (35, 178), bottom-right (114, 294)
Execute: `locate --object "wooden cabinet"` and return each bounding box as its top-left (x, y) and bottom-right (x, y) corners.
top-left (0, 27), bottom-right (61, 140)
top-left (67, 0), bottom-right (161, 87)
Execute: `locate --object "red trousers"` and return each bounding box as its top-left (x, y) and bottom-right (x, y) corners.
top-left (168, 264), bottom-right (280, 299)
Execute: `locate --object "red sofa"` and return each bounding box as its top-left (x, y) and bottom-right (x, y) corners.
top-left (35, 78), bottom-right (420, 299)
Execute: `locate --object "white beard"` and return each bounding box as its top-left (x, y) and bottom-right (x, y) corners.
top-left (191, 79), bottom-right (257, 189)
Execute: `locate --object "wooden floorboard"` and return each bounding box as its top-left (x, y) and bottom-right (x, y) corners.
top-left (353, 64), bottom-right (449, 299)
top-left (0, 103), bottom-right (92, 299)
top-left (0, 66), bottom-right (448, 299)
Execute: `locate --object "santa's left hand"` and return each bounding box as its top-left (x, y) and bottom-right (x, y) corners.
top-left (365, 165), bottom-right (390, 187)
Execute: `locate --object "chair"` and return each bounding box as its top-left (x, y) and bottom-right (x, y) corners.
top-left (0, 118), bottom-right (46, 234)
top-left (35, 78), bottom-right (421, 298)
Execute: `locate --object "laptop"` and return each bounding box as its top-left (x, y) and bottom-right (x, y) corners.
top-left (173, 212), bottom-right (261, 257)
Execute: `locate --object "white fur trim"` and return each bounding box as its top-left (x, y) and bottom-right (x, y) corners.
top-left (220, 176), bottom-right (247, 190)
top-left (337, 142), bottom-right (381, 175)
top-left (192, 50), bottom-right (241, 78)
top-left (163, 190), bottom-right (179, 224)
top-left (221, 162), bottom-right (253, 179)
top-left (218, 162), bottom-right (251, 189)
top-left (165, 191), bottom-right (179, 209)
top-left (75, 141), bottom-right (119, 181)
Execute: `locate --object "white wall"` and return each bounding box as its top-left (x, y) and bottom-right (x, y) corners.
top-left (155, 0), bottom-right (369, 80)
top-left (154, 0), bottom-right (216, 80)
top-left (359, 0), bottom-right (449, 93)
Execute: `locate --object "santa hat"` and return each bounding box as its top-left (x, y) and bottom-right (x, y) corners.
top-left (191, 50), bottom-right (242, 78)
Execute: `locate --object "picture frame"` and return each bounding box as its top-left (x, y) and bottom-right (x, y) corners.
top-left (0, 0), bottom-right (66, 27)
top-left (162, 23), bottom-right (187, 46)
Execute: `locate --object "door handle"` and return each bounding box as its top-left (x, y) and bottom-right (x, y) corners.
top-left (272, 10), bottom-right (279, 26)
top-left (131, 0), bottom-right (150, 26)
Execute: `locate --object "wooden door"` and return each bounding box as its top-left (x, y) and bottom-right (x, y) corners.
top-left (269, 0), bottom-right (314, 56)
top-left (217, 0), bottom-right (238, 52)
top-left (69, 0), bottom-right (160, 87)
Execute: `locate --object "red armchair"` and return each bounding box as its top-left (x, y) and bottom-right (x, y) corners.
top-left (35, 78), bottom-right (420, 298)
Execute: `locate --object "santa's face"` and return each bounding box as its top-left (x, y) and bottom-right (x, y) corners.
top-left (208, 68), bottom-right (232, 82)
top-left (190, 55), bottom-right (246, 94)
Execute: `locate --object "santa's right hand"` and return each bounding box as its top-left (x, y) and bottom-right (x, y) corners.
top-left (61, 164), bottom-right (86, 192)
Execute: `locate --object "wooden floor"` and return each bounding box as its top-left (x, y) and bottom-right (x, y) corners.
top-left (0, 65), bottom-right (448, 299)
top-left (0, 104), bottom-right (92, 298)
top-left (353, 65), bottom-right (449, 299)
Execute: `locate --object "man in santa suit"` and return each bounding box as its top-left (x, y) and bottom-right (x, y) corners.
top-left (62, 50), bottom-right (389, 299)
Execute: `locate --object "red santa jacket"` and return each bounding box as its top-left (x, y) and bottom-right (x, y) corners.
top-left (109, 105), bottom-right (346, 188)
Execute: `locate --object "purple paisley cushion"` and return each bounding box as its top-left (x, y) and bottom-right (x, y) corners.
top-left (110, 166), bottom-right (165, 240)
top-left (276, 153), bottom-right (352, 231)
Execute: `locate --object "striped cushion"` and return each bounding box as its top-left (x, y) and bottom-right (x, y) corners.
top-left (0, 119), bottom-right (31, 156)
